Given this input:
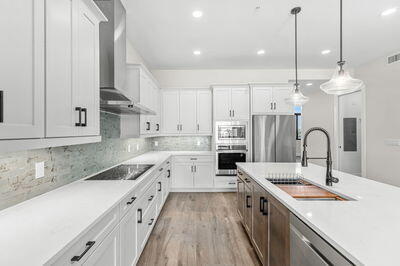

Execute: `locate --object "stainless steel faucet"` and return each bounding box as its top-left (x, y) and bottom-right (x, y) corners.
top-left (301, 127), bottom-right (339, 186)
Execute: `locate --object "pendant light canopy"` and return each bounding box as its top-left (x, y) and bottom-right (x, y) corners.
top-left (320, 0), bottom-right (364, 95)
top-left (285, 7), bottom-right (309, 106)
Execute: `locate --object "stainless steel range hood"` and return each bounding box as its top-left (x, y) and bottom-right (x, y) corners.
top-left (95, 0), bottom-right (155, 115)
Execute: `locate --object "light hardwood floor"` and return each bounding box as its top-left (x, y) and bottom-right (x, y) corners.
top-left (137, 192), bottom-right (261, 266)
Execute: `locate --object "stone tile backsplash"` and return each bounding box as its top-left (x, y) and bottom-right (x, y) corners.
top-left (0, 113), bottom-right (151, 210)
top-left (151, 136), bottom-right (212, 151)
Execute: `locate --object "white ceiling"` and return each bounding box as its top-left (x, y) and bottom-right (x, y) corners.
top-left (125, 0), bottom-right (400, 69)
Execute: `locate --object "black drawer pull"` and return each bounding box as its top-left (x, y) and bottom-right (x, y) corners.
top-left (75, 107), bottom-right (82, 126)
top-left (126, 196), bottom-right (136, 205)
top-left (246, 195), bottom-right (251, 208)
top-left (259, 197), bottom-right (265, 213)
top-left (228, 182), bottom-right (236, 185)
top-left (81, 108), bottom-right (87, 127)
top-left (71, 241), bottom-right (95, 262)
top-left (262, 199), bottom-right (269, 216)
top-left (158, 181), bottom-right (162, 192)
top-left (0, 90), bottom-right (3, 123)
top-left (156, 123), bottom-right (160, 131)
top-left (148, 218), bottom-right (154, 226)
top-left (167, 169), bottom-right (171, 178)
top-left (138, 208), bottom-right (143, 223)
top-left (159, 167), bottom-right (164, 172)
top-left (148, 195), bottom-right (154, 201)
top-left (146, 121), bottom-right (150, 130)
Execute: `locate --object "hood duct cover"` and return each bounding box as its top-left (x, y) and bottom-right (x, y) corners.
top-left (95, 0), bottom-right (154, 115)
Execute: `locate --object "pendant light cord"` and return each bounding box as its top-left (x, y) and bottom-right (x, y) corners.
top-left (338, 0), bottom-right (345, 71)
top-left (294, 10), bottom-right (299, 91)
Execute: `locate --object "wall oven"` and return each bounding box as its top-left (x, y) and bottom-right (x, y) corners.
top-left (216, 144), bottom-right (248, 176)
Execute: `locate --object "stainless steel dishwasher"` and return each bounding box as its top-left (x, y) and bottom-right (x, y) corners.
top-left (290, 214), bottom-right (355, 266)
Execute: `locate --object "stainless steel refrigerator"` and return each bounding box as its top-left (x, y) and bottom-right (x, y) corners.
top-left (252, 115), bottom-right (296, 162)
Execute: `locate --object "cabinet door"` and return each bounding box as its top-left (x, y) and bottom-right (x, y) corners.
top-left (0, 0), bottom-right (45, 139)
top-left (196, 89), bottom-right (212, 134)
top-left (243, 182), bottom-right (253, 236)
top-left (179, 90), bottom-right (197, 134)
top-left (252, 86), bottom-right (274, 114)
top-left (120, 207), bottom-right (138, 266)
top-left (273, 87), bottom-right (293, 114)
top-left (156, 175), bottom-right (163, 213)
top-left (163, 167), bottom-right (171, 202)
top-left (213, 88), bottom-right (231, 120)
top-left (74, 0), bottom-right (100, 136)
top-left (231, 87), bottom-right (249, 120)
top-left (45, 0), bottom-right (76, 137)
top-left (171, 163), bottom-right (193, 188)
top-left (139, 73), bottom-right (150, 108)
top-left (236, 176), bottom-right (245, 221)
top-left (162, 90), bottom-right (180, 134)
top-left (268, 195), bottom-right (290, 266)
top-left (252, 182), bottom-right (269, 264)
top-left (193, 162), bottom-right (214, 188)
top-left (83, 226), bottom-right (120, 266)
top-left (153, 87), bottom-right (161, 134)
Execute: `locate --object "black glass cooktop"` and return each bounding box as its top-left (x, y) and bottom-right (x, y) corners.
top-left (86, 164), bottom-right (154, 181)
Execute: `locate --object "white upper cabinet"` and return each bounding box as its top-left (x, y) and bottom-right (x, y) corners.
top-left (46, 0), bottom-right (104, 138)
top-left (0, 0), bottom-right (45, 139)
top-left (162, 89), bottom-right (212, 135)
top-left (251, 85), bottom-right (293, 114)
top-left (213, 86), bottom-right (249, 121)
top-left (179, 90), bottom-right (197, 134)
top-left (162, 90), bottom-right (180, 134)
top-left (196, 89), bottom-right (212, 134)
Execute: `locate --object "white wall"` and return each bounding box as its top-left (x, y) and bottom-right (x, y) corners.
top-left (355, 55), bottom-right (400, 187)
top-left (152, 69), bottom-right (333, 88)
top-left (126, 40), bottom-right (149, 67)
top-left (302, 89), bottom-right (336, 168)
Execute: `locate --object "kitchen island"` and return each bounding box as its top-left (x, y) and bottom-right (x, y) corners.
top-left (237, 162), bottom-right (400, 266)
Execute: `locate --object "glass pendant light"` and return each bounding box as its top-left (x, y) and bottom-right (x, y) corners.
top-left (285, 7), bottom-right (309, 106)
top-left (320, 0), bottom-right (364, 95)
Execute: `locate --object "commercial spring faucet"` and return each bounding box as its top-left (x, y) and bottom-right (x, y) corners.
top-left (301, 127), bottom-right (339, 186)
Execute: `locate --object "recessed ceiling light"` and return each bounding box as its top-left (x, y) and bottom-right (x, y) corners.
top-left (306, 83), bottom-right (313, 86)
top-left (321, 49), bottom-right (331, 55)
top-left (192, 10), bottom-right (203, 18)
top-left (257, 50), bottom-right (266, 55)
top-left (381, 7), bottom-right (398, 17)
top-left (193, 50), bottom-right (201, 55)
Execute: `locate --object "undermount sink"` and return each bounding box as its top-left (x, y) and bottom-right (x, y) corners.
top-left (266, 177), bottom-right (352, 201)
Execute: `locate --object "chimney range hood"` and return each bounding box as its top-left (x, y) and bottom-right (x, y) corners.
top-left (95, 0), bottom-right (155, 115)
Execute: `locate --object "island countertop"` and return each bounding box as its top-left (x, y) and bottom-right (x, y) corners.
top-left (236, 162), bottom-right (400, 266)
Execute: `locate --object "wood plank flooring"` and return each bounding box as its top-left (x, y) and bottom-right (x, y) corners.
top-left (137, 192), bottom-right (261, 266)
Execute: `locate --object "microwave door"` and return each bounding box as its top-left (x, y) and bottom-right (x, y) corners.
top-left (252, 115), bottom-right (276, 162)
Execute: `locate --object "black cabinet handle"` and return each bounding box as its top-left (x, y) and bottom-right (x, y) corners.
top-left (262, 199), bottom-right (268, 216)
top-left (158, 181), bottom-right (162, 192)
top-left (146, 122), bottom-right (150, 130)
top-left (156, 123), bottom-right (160, 131)
top-left (0, 90), bottom-right (3, 123)
top-left (246, 195), bottom-right (251, 208)
top-left (232, 110), bottom-right (235, 117)
top-left (126, 196), bottom-right (136, 205)
top-left (148, 218), bottom-right (154, 226)
top-left (259, 197), bottom-right (265, 213)
top-left (81, 108), bottom-right (87, 127)
top-left (75, 107), bottom-right (82, 126)
top-left (148, 195), bottom-right (154, 201)
top-left (71, 241), bottom-right (95, 262)
top-left (167, 169), bottom-right (171, 178)
top-left (138, 208), bottom-right (143, 223)
top-left (159, 167), bottom-right (164, 172)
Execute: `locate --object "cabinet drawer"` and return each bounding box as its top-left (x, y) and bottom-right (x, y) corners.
top-left (137, 200), bottom-right (157, 251)
top-left (137, 180), bottom-right (157, 217)
top-left (47, 206), bottom-right (119, 265)
top-left (119, 190), bottom-right (138, 219)
top-left (173, 155), bottom-right (214, 163)
top-left (214, 176), bottom-right (237, 188)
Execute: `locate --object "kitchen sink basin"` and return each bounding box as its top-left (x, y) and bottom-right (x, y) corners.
top-left (266, 177), bottom-right (310, 186)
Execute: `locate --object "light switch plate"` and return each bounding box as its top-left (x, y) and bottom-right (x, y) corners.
top-left (35, 162), bottom-right (45, 179)
top-left (154, 141), bottom-right (159, 147)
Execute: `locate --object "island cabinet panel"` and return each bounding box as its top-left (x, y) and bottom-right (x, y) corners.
top-left (252, 181), bottom-right (269, 265)
top-left (243, 179), bottom-right (253, 235)
top-left (267, 193), bottom-right (290, 266)
top-left (236, 174), bottom-right (245, 220)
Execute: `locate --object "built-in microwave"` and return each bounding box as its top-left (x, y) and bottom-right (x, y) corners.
top-left (215, 121), bottom-right (248, 144)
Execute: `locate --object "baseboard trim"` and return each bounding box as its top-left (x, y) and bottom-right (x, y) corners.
top-left (171, 188), bottom-right (236, 192)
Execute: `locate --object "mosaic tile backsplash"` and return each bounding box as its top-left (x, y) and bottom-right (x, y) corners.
top-left (0, 113), bottom-right (151, 210)
top-left (151, 136), bottom-right (212, 151)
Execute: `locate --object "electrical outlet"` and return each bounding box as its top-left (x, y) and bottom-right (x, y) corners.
top-left (128, 144), bottom-right (131, 152)
top-left (35, 162), bottom-right (45, 179)
top-left (136, 144), bottom-right (140, 151)
top-left (154, 141), bottom-right (158, 147)
top-left (196, 140), bottom-right (201, 146)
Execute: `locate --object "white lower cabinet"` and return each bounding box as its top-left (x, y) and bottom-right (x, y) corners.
top-left (171, 156), bottom-right (214, 190)
top-left (83, 226), bottom-right (120, 266)
top-left (120, 206), bottom-right (138, 266)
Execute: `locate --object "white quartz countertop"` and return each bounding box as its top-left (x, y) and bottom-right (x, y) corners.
top-left (0, 151), bottom-right (213, 266)
top-left (236, 162), bottom-right (400, 266)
